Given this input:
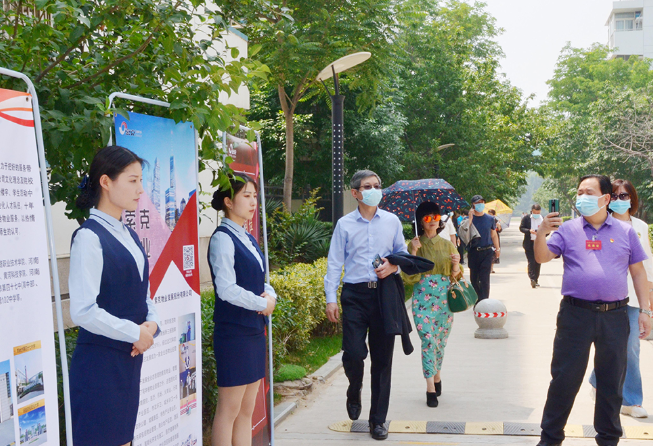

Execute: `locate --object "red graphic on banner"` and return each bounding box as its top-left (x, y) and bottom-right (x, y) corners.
top-left (149, 191), bottom-right (200, 297)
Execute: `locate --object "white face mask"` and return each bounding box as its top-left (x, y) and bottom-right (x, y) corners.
top-left (532, 213), bottom-right (541, 219)
top-left (359, 188), bottom-right (383, 207)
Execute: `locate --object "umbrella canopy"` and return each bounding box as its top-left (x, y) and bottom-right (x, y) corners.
top-left (485, 199), bottom-right (513, 228)
top-left (379, 179), bottom-right (469, 222)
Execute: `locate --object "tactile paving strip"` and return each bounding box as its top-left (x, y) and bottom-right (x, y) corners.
top-left (465, 422), bottom-right (503, 435)
top-left (582, 424), bottom-right (598, 438)
top-left (350, 420), bottom-right (370, 433)
top-left (623, 425), bottom-right (653, 440)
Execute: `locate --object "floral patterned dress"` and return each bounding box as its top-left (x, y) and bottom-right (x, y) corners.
top-left (403, 235), bottom-right (462, 379)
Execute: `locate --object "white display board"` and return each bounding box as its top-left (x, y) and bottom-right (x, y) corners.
top-left (0, 89), bottom-right (59, 446)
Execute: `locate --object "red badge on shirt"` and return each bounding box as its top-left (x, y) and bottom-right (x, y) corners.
top-left (586, 240), bottom-right (602, 250)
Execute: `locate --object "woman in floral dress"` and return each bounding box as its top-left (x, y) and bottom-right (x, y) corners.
top-left (403, 201), bottom-right (463, 408)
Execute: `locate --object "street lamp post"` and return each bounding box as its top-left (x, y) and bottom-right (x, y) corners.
top-left (317, 52), bottom-right (371, 225)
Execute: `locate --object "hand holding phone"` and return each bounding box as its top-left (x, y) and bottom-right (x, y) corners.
top-left (372, 254), bottom-right (383, 269)
top-left (549, 199), bottom-right (560, 227)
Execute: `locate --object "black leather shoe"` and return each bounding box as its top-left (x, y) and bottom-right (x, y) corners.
top-left (369, 422), bottom-right (388, 440)
top-left (536, 441), bottom-right (561, 446)
top-left (426, 391), bottom-right (438, 407)
top-left (346, 388), bottom-right (362, 420)
top-left (434, 380), bottom-right (442, 397)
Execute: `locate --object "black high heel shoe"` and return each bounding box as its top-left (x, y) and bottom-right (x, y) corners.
top-left (426, 391), bottom-right (438, 407)
top-left (434, 380), bottom-right (442, 397)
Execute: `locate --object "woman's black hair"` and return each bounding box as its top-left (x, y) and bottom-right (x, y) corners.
top-left (211, 174), bottom-right (258, 212)
top-left (76, 146), bottom-right (146, 210)
top-left (415, 201), bottom-right (444, 236)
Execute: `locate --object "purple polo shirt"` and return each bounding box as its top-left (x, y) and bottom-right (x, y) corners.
top-left (547, 214), bottom-right (647, 301)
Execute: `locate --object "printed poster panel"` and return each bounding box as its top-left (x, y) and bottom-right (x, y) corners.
top-left (0, 89), bottom-right (59, 446)
top-left (115, 112), bottom-right (201, 446)
top-left (225, 133), bottom-right (260, 240)
top-left (224, 132), bottom-right (271, 445)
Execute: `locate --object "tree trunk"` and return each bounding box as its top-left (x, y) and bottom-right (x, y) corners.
top-left (283, 110), bottom-right (294, 211)
top-left (278, 84), bottom-right (295, 211)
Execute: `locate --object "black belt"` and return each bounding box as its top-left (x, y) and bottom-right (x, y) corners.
top-left (344, 282), bottom-right (378, 293)
top-left (475, 245), bottom-right (494, 251)
top-left (563, 296), bottom-right (629, 312)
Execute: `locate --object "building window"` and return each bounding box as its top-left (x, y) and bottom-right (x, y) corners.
top-left (614, 11), bottom-right (642, 32)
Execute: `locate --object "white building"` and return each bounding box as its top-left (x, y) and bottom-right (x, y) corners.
top-left (0, 372), bottom-right (12, 423)
top-left (606, 0), bottom-right (653, 60)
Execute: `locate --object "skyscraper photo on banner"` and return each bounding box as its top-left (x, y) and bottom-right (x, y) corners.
top-left (115, 112), bottom-right (202, 446)
top-left (0, 89), bottom-right (59, 446)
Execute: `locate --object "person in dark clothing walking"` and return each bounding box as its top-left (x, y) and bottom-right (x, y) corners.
top-left (467, 195), bottom-right (500, 302)
top-left (520, 204), bottom-right (542, 288)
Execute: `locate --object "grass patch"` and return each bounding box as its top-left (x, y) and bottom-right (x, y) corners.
top-left (281, 334), bottom-right (343, 376)
top-left (274, 364), bottom-right (307, 382)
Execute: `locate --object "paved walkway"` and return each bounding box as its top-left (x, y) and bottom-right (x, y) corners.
top-left (274, 219), bottom-right (653, 445)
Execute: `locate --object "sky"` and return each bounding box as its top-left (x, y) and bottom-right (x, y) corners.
top-left (482, 0), bottom-right (616, 106)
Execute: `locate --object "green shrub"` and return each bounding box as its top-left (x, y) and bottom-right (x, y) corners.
top-left (267, 191), bottom-right (333, 268)
top-left (649, 224), bottom-right (653, 250)
top-left (562, 216), bottom-right (572, 222)
top-left (270, 258), bottom-right (341, 365)
top-left (200, 290), bottom-right (217, 436)
top-left (55, 328), bottom-right (78, 446)
top-left (402, 222), bottom-right (414, 241)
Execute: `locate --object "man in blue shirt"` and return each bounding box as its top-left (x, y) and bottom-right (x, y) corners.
top-left (324, 170), bottom-right (408, 441)
top-left (467, 195), bottom-right (501, 301)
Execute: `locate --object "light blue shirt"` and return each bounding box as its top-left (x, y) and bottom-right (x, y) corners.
top-left (68, 209), bottom-right (160, 343)
top-left (208, 218), bottom-right (277, 311)
top-left (324, 208), bottom-right (408, 304)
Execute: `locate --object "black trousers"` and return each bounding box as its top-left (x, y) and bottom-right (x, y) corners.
top-left (341, 285), bottom-right (395, 424)
top-left (540, 300), bottom-right (629, 446)
top-left (524, 246), bottom-right (541, 282)
top-left (468, 248), bottom-right (494, 301)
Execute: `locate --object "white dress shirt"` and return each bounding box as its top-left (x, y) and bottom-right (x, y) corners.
top-left (208, 218), bottom-right (277, 311)
top-left (626, 216), bottom-right (653, 307)
top-left (69, 209), bottom-right (160, 343)
top-left (324, 208), bottom-right (408, 304)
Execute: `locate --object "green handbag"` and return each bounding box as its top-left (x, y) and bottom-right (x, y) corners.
top-left (447, 277), bottom-right (478, 313)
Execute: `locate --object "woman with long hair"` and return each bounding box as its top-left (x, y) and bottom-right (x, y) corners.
top-left (208, 174), bottom-right (276, 446)
top-left (403, 201), bottom-right (462, 408)
top-left (69, 146), bottom-right (160, 446)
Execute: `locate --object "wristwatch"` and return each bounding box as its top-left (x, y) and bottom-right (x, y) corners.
top-left (640, 308), bottom-right (653, 317)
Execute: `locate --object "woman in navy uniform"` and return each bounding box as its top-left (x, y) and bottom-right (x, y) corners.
top-left (69, 146), bottom-right (160, 446)
top-left (208, 174), bottom-right (276, 446)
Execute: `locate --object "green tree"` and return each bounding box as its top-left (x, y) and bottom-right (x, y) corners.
top-left (222, 0), bottom-right (399, 209)
top-left (543, 44), bottom-right (653, 214)
top-left (396, 0), bottom-right (542, 203)
top-left (0, 0), bottom-right (268, 222)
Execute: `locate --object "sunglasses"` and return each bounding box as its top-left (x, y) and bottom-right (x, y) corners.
top-left (611, 192), bottom-right (630, 201)
top-left (422, 214), bottom-right (441, 223)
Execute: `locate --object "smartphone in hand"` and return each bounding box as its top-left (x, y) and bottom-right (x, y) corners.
top-left (549, 199), bottom-right (560, 227)
top-left (372, 254), bottom-right (383, 269)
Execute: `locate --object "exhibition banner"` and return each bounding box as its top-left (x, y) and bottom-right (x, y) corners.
top-left (115, 112), bottom-right (202, 446)
top-left (0, 89), bottom-right (59, 446)
top-left (224, 132), bottom-right (272, 445)
top-left (225, 133), bottom-right (261, 240)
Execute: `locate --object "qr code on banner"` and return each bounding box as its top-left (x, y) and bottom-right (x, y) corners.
top-left (183, 245), bottom-right (194, 271)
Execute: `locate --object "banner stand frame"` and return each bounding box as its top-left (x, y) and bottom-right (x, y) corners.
top-left (222, 128), bottom-right (274, 445)
top-left (0, 67), bottom-right (73, 446)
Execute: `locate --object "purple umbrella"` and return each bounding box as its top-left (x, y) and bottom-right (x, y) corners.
top-left (379, 179), bottom-right (469, 222)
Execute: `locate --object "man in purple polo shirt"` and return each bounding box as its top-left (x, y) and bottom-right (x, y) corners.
top-left (533, 174), bottom-right (652, 446)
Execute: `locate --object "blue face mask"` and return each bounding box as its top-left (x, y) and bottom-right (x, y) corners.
top-left (360, 188), bottom-right (383, 207)
top-left (532, 213), bottom-right (542, 219)
top-left (575, 194), bottom-right (606, 217)
top-left (474, 203), bottom-right (485, 212)
top-left (609, 199), bottom-right (631, 215)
